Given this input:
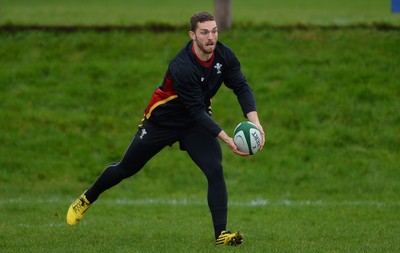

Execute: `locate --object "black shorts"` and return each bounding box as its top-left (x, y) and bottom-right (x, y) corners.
top-left (137, 120), bottom-right (215, 151)
top-left (119, 119), bottom-right (223, 178)
top-left (136, 120), bottom-right (183, 147)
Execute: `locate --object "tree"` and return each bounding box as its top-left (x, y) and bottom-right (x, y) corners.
top-left (215, 0), bottom-right (231, 32)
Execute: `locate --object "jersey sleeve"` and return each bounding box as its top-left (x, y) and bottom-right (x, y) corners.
top-left (170, 62), bottom-right (223, 137)
top-left (222, 48), bottom-right (257, 117)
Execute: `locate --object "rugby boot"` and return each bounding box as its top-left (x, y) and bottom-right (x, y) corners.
top-left (67, 193), bottom-right (91, 226)
top-left (216, 230), bottom-right (243, 246)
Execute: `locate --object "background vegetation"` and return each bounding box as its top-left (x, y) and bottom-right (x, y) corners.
top-left (1, 0), bottom-right (399, 26)
top-left (0, 0), bottom-right (399, 252)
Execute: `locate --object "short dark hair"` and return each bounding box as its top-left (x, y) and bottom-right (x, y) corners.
top-left (190, 12), bottom-right (215, 32)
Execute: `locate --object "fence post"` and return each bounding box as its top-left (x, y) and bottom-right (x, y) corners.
top-left (215, 0), bottom-right (231, 32)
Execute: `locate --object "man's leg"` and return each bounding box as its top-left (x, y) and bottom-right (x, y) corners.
top-left (85, 137), bottom-right (165, 203)
top-left (180, 126), bottom-right (227, 239)
top-left (67, 124), bottom-right (168, 226)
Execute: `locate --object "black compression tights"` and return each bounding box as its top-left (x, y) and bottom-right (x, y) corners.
top-left (84, 126), bottom-right (227, 239)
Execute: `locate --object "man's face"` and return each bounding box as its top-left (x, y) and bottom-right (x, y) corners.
top-left (191, 21), bottom-right (218, 55)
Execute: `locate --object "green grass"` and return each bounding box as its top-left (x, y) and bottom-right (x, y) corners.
top-left (2, 198), bottom-right (399, 252)
top-left (1, 9), bottom-right (400, 252)
top-left (1, 28), bottom-right (399, 252)
top-left (1, 0), bottom-right (400, 26)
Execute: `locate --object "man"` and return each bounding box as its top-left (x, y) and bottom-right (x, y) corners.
top-left (67, 11), bottom-right (265, 246)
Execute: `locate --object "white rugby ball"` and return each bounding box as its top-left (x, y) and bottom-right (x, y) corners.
top-left (233, 121), bottom-right (262, 155)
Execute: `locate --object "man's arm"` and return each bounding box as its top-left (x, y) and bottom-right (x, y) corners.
top-left (218, 111), bottom-right (265, 156)
top-left (246, 111), bottom-right (265, 151)
top-left (217, 129), bottom-right (250, 157)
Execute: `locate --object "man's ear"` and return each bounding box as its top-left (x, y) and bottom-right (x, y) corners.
top-left (189, 31), bottom-right (196, 40)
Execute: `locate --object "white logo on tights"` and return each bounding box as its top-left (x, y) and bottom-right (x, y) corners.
top-left (140, 128), bottom-right (147, 139)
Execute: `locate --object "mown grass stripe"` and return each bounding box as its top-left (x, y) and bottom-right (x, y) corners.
top-left (1, 23), bottom-right (399, 33)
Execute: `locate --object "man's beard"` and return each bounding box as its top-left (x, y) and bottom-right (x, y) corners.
top-left (197, 39), bottom-right (215, 54)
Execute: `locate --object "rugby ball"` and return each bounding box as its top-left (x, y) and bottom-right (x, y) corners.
top-left (233, 121), bottom-right (262, 155)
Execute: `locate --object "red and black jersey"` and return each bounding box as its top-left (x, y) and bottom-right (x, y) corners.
top-left (144, 40), bottom-right (256, 137)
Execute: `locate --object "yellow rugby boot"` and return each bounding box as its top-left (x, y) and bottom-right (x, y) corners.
top-left (216, 230), bottom-right (243, 246)
top-left (66, 193), bottom-right (91, 226)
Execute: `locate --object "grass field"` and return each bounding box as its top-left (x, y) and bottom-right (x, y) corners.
top-left (1, 1), bottom-right (400, 252)
top-left (1, 0), bottom-right (400, 26)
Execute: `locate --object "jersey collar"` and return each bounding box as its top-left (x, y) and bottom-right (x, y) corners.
top-left (191, 43), bottom-right (215, 68)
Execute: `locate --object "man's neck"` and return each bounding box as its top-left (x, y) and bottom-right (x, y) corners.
top-left (193, 44), bottom-right (213, 62)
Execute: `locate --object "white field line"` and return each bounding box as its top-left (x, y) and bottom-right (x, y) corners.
top-left (0, 197), bottom-right (399, 207)
top-left (113, 198), bottom-right (400, 207)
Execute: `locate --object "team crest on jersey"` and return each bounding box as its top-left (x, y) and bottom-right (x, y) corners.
top-left (214, 63), bottom-right (222, 74)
